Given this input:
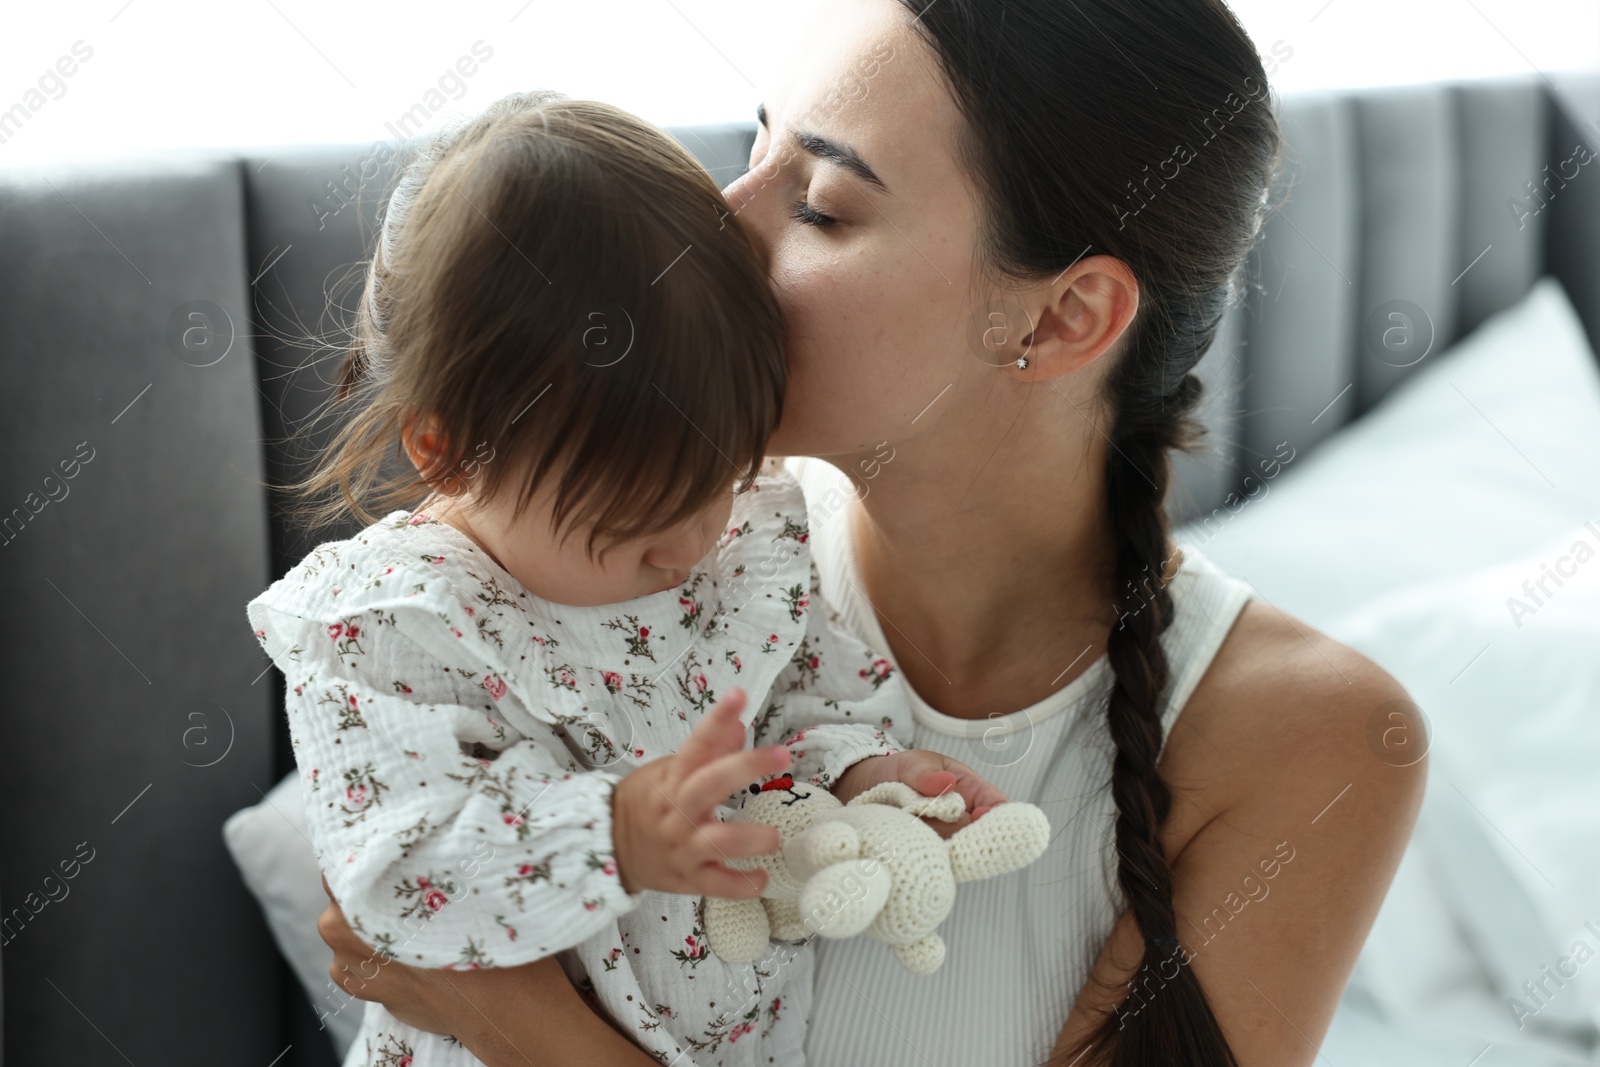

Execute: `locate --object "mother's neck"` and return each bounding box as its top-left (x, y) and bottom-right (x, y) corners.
top-left (844, 389), bottom-right (1122, 719)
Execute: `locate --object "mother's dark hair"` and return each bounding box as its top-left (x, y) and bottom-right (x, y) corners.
top-left (896, 1), bottom-right (1285, 1063)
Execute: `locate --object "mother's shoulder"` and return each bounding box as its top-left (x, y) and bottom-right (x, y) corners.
top-left (1163, 598), bottom-right (1424, 838)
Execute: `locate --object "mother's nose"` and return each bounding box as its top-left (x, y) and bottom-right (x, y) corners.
top-left (721, 173), bottom-right (773, 269)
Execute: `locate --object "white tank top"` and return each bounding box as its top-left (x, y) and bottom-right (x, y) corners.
top-left (787, 457), bottom-right (1256, 1067)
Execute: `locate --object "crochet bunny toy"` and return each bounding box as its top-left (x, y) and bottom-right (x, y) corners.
top-left (702, 775), bottom-right (1051, 975)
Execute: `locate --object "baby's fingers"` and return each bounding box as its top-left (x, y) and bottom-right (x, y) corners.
top-left (681, 744), bottom-right (791, 821)
top-left (694, 819), bottom-right (782, 864)
top-left (691, 862), bottom-right (769, 901)
top-left (673, 688), bottom-right (748, 775)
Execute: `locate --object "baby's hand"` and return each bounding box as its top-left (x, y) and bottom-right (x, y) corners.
top-left (833, 751), bottom-right (1010, 840)
top-left (611, 687), bottom-right (790, 899)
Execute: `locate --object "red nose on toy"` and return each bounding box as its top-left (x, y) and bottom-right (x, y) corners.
top-left (756, 775), bottom-right (794, 793)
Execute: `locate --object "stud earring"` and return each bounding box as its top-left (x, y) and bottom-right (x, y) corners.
top-left (1015, 356), bottom-right (1028, 370)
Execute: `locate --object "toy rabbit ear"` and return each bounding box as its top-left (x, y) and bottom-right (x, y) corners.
top-left (845, 780), bottom-right (922, 808)
top-left (947, 803), bottom-right (1051, 883)
top-left (846, 781), bottom-right (964, 822)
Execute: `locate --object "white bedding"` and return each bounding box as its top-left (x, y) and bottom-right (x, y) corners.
top-left (1184, 276), bottom-right (1600, 1063)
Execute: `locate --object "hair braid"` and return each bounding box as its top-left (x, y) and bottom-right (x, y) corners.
top-left (891, 1), bottom-right (1284, 1061)
top-left (1084, 289), bottom-right (1237, 1066)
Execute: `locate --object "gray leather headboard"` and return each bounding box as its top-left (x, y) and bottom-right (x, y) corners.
top-left (1171, 72), bottom-right (1600, 526)
top-left (0, 71), bottom-right (1595, 1066)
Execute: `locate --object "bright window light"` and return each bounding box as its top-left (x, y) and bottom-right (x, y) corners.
top-left (0, 0), bottom-right (1594, 166)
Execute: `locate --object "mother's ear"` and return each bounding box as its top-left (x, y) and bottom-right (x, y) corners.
top-left (1011, 254), bottom-right (1140, 382)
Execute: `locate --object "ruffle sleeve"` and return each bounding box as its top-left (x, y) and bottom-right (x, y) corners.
top-left (246, 558), bottom-right (647, 970)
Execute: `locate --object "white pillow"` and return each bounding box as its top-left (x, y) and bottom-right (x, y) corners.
top-left (222, 771), bottom-right (362, 1059)
top-left (1178, 275), bottom-right (1600, 631)
top-left (1333, 522), bottom-right (1600, 1044)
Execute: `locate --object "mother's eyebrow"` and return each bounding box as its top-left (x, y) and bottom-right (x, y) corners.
top-left (757, 101), bottom-right (889, 194)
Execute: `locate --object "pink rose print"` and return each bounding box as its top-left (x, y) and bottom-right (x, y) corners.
top-left (729, 1022), bottom-right (755, 1042)
top-left (601, 670), bottom-right (623, 693)
top-left (694, 673), bottom-right (708, 693)
top-left (465, 605), bottom-right (475, 617)
top-left (484, 674), bottom-right (507, 701)
top-left (346, 784), bottom-right (371, 809)
top-left (326, 623), bottom-right (344, 641)
top-left (346, 624), bottom-right (360, 639)
top-left (252, 628), bottom-right (266, 639)
top-left (451, 626), bottom-right (463, 638)
top-left (633, 747), bottom-right (645, 758)
top-left (424, 889), bottom-right (449, 912)
top-left (859, 657), bottom-right (895, 689)
top-left (638, 626), bottom-right (649, 639)
top-left (684, 934), bottom-right (704, 959)
top-left (518, 863), bottom-right (534, 876)
top-left (808, 654), bottom-right (820, 669)
top-left (407, 512), bottom-right (430, 526)
top-left (502, 812), bottom-right (524, 828)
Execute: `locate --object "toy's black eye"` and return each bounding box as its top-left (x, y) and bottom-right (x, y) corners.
top-left (748, 782), bottom-right (761, 794)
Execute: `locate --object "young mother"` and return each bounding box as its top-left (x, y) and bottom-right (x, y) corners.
top-left (315, 0), bottom-right (1425, 1063)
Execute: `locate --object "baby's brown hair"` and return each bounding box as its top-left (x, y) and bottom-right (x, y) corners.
top-left (288, 90), bottom-right (785, 552)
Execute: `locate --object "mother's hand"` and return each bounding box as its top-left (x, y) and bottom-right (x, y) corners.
top-left (316, 876), bottom-right (660, 1067)
top-left (318, 873), bottom-right (457, 1033)
top-left (834, 750), bottom-right (1010, 839)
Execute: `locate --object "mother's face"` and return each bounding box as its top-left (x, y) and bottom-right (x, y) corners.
top-left (722, 0), bottom-right (986, 463)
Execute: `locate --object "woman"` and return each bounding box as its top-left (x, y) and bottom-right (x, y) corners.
top-left (315, 0), bottom-right (1426, 1063)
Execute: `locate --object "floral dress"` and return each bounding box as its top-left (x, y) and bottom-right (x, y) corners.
top-left (245, 463), bottom-right (911, 1067)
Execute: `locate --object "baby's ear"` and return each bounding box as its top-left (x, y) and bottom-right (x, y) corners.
top-left (400, 414), bottom-right (457, 492)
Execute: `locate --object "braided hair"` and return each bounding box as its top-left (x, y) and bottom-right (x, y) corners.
top-left (894, 2), bottom-right (1285, 1063)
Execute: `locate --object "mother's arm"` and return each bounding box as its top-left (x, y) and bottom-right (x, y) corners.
top-left (317, 877), bottom-right (659, 1067)
top-left (1051, 603), bottom-right (1428, 1067)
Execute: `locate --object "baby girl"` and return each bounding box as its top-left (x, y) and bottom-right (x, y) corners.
top-left (246, 91), bottom-right (1000, 1066)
